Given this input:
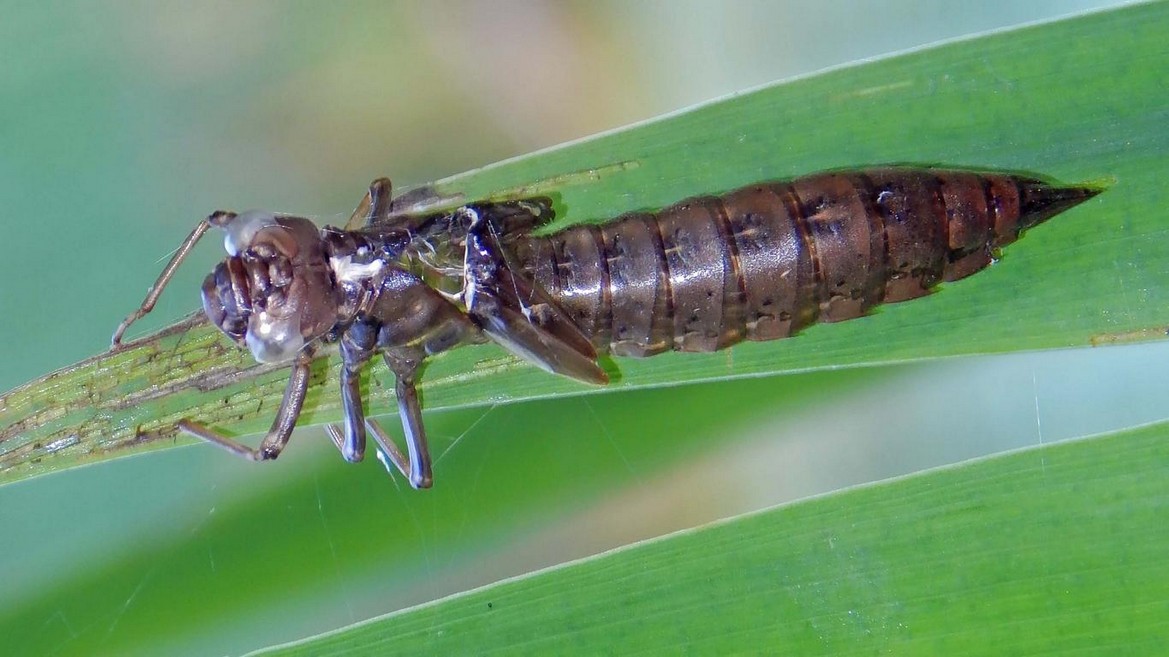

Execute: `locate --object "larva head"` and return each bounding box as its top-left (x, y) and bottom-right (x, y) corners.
top-left (202, 211), bottom-right (342, 363)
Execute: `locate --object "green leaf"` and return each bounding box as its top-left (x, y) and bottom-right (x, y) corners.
top-left (249, 418), bottom-right (1169, 656)
top-left (1, 1), bottom-right (1163, 486)
top-left (1, 3), bottom-right (1165, 657)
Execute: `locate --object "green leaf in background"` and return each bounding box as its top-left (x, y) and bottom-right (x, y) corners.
top-left (252, 418), bottom-right (1169, 656)
top-left (1, 2), bottom-right (1166, 656)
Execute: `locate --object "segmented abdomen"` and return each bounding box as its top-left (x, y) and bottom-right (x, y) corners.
top-left (513, 167), bottom-right (1093, 358)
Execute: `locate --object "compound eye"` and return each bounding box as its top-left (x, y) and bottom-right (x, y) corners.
top-left (223, 210), bottom-right (280, 256)
top-left (201, 264), bottom-right (247, 344)
top-left (200, 270), bottom-right (228, 332)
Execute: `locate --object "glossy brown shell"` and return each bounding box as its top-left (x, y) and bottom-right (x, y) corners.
top-left (512, 168), bottom-right (1094, 358)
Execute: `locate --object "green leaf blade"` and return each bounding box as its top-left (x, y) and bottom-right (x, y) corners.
top-left (252, 419), bottom-right (1169, 656)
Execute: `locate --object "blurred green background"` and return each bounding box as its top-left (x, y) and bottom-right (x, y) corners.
top-left (0, 1), bottom-right (1157, 656)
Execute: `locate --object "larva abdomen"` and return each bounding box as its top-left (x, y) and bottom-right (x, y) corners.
top-left (516, 167), bottom-right (1097, 358)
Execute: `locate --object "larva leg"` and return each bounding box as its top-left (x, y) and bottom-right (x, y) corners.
top-left (343, 177), bottom-right (396, 230)
top-left (324, 333), bottom-right (377, 463)
top-left (111, 210), bottom-right (237, 347)
top-left (360, 351), bottom-right (433, 489)
top-left (180, 344), bottom-right (317, 461)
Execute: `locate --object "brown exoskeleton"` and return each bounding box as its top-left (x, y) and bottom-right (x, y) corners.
top-left (112, 167), bottom-right (1099, 488)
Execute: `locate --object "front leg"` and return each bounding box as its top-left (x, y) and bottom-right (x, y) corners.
top-left (111, 210), bottom-right (238, 347)
top-left (181, 344), bottom-right (317, 460)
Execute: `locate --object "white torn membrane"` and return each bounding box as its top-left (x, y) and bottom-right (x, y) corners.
top-left (246, 309), bottom-right (305, 363)
top-left (223, 210), bottom-right (280, 256)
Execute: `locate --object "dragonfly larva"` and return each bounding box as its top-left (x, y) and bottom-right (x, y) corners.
top-left (111, 167), bottom-right (1099, 488)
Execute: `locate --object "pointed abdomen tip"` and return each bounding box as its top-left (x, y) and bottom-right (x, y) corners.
top-left (1018, 178), bottom-right (1104, 228)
